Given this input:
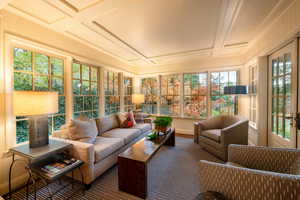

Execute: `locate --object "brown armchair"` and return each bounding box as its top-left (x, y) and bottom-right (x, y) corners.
top-left (194, 115), bottom-right (248, 161)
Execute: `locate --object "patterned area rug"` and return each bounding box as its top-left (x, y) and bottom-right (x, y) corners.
top-left (9, 137), bottom-right (221, 200)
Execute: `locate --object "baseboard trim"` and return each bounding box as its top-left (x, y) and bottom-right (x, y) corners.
top-left (175, 128), bottom-right (193, 135)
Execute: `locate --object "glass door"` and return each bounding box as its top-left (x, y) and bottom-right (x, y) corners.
top-left (268, 41), bottom-right (297, 148)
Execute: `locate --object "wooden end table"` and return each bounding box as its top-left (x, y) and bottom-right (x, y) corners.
top-left (118, 128), bottom-right (175, 199)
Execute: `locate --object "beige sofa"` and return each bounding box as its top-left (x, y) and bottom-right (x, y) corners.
top-left (52, 115), bottom-right (152, 188)
top-left (194, 115), bottom-right (248, 161)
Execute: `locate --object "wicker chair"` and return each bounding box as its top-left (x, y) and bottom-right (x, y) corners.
top-left (199, 144), bottom-right (300, 200)
top-left (194, 115), bottom-right (248, 161)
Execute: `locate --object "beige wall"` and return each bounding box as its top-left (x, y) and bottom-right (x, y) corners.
top-left (0, 10), bottom-right (138, 195)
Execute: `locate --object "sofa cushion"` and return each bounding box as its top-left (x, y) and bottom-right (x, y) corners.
top-left (95, 115), bottom-right (119, 135)
top-left (94, 137), bottom-right (124, 163)
top-left (102, 128), bottom-right (141, 144)
top-left (132, 123), bottom-right (151, 133)
top-left (202, 129), bottom-right (221, 142)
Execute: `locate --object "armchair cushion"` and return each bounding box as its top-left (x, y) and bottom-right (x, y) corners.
top-left (202, 129), bottom-right (221, 142)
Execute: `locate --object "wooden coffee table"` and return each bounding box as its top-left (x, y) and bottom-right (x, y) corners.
top-left (118, 128), bottom-right (175, 199)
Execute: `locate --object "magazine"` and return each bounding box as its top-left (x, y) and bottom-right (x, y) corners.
top-left (41, 158), bottom-right (78, 174)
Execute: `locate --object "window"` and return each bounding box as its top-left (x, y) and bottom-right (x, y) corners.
top-left (124, 76), bottom-right (134, 112)
top-left (141, 77), bottom-right (158, 114)
top-left (14, 47), bottom-right (66, 144)
top-left (160, 74), bottom-right (181, 116)
top-left (210, 71), bottom-right (238, 116)
top-left (249, 65), bottom-right (257, 127)
top-left (183, 73), bottom-right (208, 118)
top-left (72, 63), bottom-right (99, 119)
top-left (271, 54), bottom-right (292, 139)
top-left (104, 70), bottom-right (120, 115)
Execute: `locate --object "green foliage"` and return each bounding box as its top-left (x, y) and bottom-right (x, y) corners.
top-left (154, 116), bottom-right (173, 127)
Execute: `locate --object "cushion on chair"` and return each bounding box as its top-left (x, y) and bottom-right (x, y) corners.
top-left (226, 162), bottom-right (244, 168)
top-left (102, 128), bottom-right (141, 144)
top-left (202, 129), bottom-right (221, 142)
top-left (132, 123), bottom-right (151, 132)
top-left (94, 137), bottom-right (124, 163)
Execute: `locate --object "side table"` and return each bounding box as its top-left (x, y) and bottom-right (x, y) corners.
top-left (8, 139), bottom-right (84, 199)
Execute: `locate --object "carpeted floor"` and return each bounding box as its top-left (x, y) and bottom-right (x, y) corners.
top-left (9, 136), bottom-right (222, 200)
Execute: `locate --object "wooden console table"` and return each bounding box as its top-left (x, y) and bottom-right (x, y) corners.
top-left (118, 128), bottom-right (175, 199)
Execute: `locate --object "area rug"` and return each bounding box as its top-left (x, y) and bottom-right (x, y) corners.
top-left (9, 136), bottom-right (221, 200)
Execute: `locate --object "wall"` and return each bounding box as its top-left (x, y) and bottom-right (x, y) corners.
top-left (0, 10), bottom-right (137, 195)
top-left (242, 0), bottom-right (300, 147)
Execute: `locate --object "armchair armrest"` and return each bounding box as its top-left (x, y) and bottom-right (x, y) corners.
top-left (220, 120), bottom-right (248, 146)
top-left (199, 160), bottom-right (300, 200)
top-left (228, 144), bottom-right (300, 174)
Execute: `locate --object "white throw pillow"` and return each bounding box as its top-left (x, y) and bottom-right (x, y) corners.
top-left (68, 119), bottom-right (98, 143)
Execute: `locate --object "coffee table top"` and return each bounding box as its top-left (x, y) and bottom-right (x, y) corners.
top-left (119, 128), bottom-right (174, 163)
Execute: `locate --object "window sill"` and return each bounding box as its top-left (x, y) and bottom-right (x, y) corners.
top-left (146, 114), bottom-right (205, 120)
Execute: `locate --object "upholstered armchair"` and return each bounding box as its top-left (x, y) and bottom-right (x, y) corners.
top-left (194, 115), bottom-right (248, 161)
top-left (199, 145), bottom-right (300, 200)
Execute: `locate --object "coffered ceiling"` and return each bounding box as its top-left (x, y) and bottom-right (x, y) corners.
top-left (3, 0), bottom-right (294, 67)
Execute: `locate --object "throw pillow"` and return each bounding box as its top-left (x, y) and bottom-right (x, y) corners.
top-left (68, 119), bottom-right (98, 143)
top-left (128, 111), bottom-right (137, 126)
top-left (122, 119), bottom-right (134, 128)
top-left (117, 112), bottom-right (128, 127)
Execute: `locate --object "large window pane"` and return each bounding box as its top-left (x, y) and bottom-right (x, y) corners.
top-left (72, 63), bottom-right (99, 118)
top-left (14, 48), bottom-right (32, 71)
top-left (14, 48), bottom-right (66, 143)
top-left (104, 70), bottom-right (120, 115)
top-left (184, 73), bottom-right (208, 118)
top-left (210, 71), bottom-right (238, 116)
top-left (160, 74), bottom-right (180, 116)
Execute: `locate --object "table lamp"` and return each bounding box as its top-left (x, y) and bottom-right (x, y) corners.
top-left (13, 91), bottom-right (58, 148)
top-left (132, 94), bottom-right (145, 112)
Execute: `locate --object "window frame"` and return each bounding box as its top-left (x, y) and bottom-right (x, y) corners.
top-left (183, 72), bottom-right (209, 119)
top-left (104, 70), bottom-right (120, 115)
top-left (160, 74), bottom-right (181, 117)
top-left (140, 77), bottom-right (158, 114)
top-left (249, 65), bottom-right (258, 129)
top-left (124, 76), bottom-right (134, 112)
top-left (13, 46), bottom-right (66, 144)
top-left (72, 62), bottom-right (100, 119)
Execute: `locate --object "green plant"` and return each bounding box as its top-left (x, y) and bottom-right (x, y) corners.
top-left (153, 116), bottom-right (173, 127)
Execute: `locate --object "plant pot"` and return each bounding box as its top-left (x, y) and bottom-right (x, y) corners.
top-left (155, 125), bottom-right (168, 133)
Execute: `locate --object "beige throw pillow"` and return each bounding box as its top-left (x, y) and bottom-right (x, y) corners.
top-left (117, 112), bottom-right (128, 128)
top-left (68, 119), bottom-right (98, 143)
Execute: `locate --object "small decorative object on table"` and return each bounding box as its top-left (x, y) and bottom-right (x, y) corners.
top-left (153, 116), bottom-right (173, 133)
top-left (195, 191), bottom-right (225, 200)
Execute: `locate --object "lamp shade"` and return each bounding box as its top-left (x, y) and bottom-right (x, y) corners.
top-left (13, 91), bottom-right (59, 116)
top-left (132, 94), bottom-right (145, 104)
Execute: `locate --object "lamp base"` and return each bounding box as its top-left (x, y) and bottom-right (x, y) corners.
top-left (28, 115), bottom-right (49, 148)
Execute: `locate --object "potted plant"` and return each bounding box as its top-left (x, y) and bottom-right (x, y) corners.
top-left (154, 116), bottom-right (173, 133)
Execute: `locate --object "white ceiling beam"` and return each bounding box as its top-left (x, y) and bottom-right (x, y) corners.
top-left (213, 0), bottom-right (244, 53)
top-left (0, 0), bottom-right (13, 9)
